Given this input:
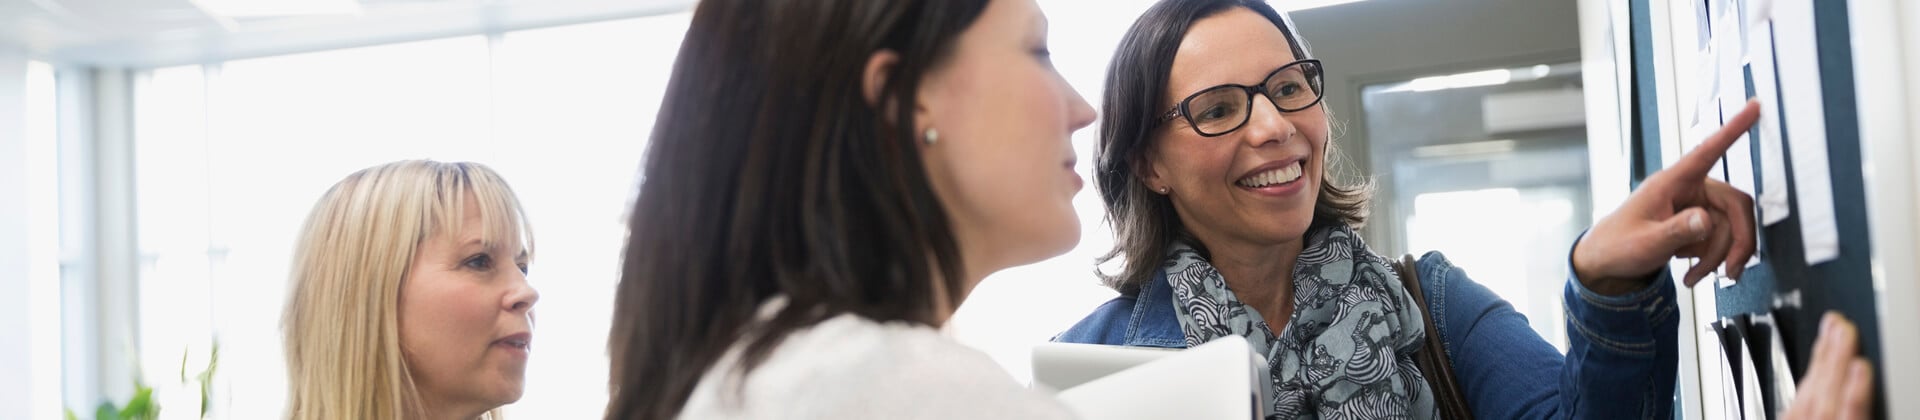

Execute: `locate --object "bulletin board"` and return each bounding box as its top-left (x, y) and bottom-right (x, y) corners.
top-left (1627, 0), bottom-right (1885, 417)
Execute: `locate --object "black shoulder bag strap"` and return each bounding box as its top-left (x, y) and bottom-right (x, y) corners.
top-left (1393, 254), bottom-right (1475, 420)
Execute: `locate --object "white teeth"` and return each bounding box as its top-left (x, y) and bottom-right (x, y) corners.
top-left (1238, 162), bottom-right (1303, 188)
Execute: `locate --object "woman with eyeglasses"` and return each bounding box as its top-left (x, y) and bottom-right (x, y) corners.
top-left (1055, 0), bottom-right (1874, 418)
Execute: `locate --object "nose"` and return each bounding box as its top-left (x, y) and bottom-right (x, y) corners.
top-left (1062, 76), bottom-right (1097, 132)
top-left (1238, 93), bottom-right (1297, 148)
top-left (505, 273), bottom-right (539, 314)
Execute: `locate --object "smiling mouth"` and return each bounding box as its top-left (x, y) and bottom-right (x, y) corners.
top-left (1236, 161), bottom-right (1303, 188)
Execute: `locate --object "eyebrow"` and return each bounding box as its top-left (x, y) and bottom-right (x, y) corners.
top-left (460, 237), bottom-right (527, 260)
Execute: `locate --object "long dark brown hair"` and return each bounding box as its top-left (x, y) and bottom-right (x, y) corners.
top-left (605, 0), bottom-right (988, 418)
top-left (1095, 0), bottom-right (1372, 294)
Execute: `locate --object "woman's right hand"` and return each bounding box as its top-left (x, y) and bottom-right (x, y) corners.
top-left (1784, 311), bottom-right (1875, 420)
top-left (1572, 100), bottom-right (1760, 293)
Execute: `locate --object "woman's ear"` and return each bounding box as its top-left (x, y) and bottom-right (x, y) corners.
top-left (864, 49), bottom-right (934, 132)
top-left (1136, 149), bottom-right (1168, 193)
top-left (862, 49), bottom-right (900, 107)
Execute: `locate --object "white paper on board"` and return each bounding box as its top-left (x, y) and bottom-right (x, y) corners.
top-left (1770, 0), bottom-right (1841, 264)
top-left (1714, 10), bottom-right (1762, 269)
top-left (1696, 0), bottom-right (1714, 50)
top-left (1717, 13), bottom-right (1754, 194)
top-left (1739, 337), bottom-right (1768, 419)
top-left (1755, 314), bottom-right (1798, 411)
top-left (1713, 324), bottom-right (1744, 417)
top-left (1748, 19), bottom-right (1792, 225)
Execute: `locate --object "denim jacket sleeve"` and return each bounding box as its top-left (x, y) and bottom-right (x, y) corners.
top-left (1052, 270), bottom-right (1189, 348)
top-left (1422, 249), bottom-right (1679, 420)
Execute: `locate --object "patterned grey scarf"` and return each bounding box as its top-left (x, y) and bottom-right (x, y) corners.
top-left (1166, 224), bottom-right (1437, 419)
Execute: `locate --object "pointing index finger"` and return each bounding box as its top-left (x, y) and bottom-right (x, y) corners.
top-left (1665, 100), bottom-right (1760, 181)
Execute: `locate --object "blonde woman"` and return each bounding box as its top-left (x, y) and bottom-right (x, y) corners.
top-left (283, 160), bottom-right (540, 420)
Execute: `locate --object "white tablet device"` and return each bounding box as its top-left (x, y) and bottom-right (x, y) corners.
top-left (1032, 336), bottom-right (1271, 420)
top-left (1031, 341), bottom-right (1180, 391)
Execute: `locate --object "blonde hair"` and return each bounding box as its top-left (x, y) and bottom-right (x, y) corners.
top-left (282, 160), bottom-right (534, 420)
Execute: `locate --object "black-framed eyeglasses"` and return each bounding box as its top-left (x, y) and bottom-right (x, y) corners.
top-left (1158, 59), bottom-right (1325, 137)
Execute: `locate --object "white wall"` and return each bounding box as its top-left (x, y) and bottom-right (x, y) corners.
top-left (2, 49), bottom-right (69, 420)
top-left (0, 45), bottom-right (34, 419)
top-left (1851, 0), bottom-right (1920, 417)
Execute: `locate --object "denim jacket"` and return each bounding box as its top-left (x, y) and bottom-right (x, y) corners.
top-left (1053, 251), bottom-right (1680, 419)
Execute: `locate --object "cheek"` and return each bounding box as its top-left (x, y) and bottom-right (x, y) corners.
top-left (921, 61), bottom-right (1086, 255)
top-left (1279, 109), bottom-right (1332, 179)
top-left (936, 69), bottom-right (1075, 191)
top-left (1293, 109), bottom-right (1331, 148)
top-left (399, 274), bottom-right (493, 360)
top-left (946, 142), bottom-right (1073, 222)
top-left (929, 50), bottom-right (1062, 133)
top-left (1159, 140), bottom-right (1233, 188)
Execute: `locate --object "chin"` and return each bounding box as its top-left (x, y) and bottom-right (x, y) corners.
top-left (1008, 217), bottom-right (1080, 267)
top-left (1253, 213), bottom-right (1314, 241)
top-left (1043, 209), bottom-right (1082, 254)
top-left (488, 375), bottom-right (527, 403)
top-left (488, 386), bottom-right (526, 407)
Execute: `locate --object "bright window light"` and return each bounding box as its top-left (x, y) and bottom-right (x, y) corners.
top-left (26, 59), bottom-right (63, 420)
top-left (132, 14), bottom-right (692, 417)
top-left (1406, 188), bottom-right (1576, 352)
top-left (189, 0), bottom-right (360, 18)
top-left (1273, 0), bottom-right (1370, 13)
top-left (1403, 69), bottom-right (1515, 92)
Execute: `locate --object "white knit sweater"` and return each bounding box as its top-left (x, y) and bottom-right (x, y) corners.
top-left (677, 308), bottom-right (1077, 419)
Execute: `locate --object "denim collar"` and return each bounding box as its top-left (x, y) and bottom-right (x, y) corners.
top-left (1120, 270), bottom-right (1189, 348)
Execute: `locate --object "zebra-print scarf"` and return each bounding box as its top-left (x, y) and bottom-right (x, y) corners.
top-left (1165, 224), bottom-right (1437, 419)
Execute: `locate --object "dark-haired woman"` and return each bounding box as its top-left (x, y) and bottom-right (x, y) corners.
top-left (1056, 0), bottom-right (1873, 419)
top-left (604, 0), bottom-right (1095, 418)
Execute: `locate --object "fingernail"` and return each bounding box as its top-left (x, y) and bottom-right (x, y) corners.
top-left (1689, 213), bottom-right (1707, 236)
top-left (1823, 312), bottom-right (1841, 337)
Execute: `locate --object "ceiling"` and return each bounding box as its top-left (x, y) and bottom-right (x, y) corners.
top-left (0, 0), bottom-right (697, 67)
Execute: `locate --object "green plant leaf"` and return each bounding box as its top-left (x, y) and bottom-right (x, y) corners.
top-left (94, 403), bottom-right (116, 420)
top-left (198, 340), bottom-right (220, 417)
top-left (64, 407), bottom-right (78, 420)
top-left (120, 385), bottom-right (156, 420)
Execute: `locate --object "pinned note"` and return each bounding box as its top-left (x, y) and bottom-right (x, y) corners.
top-left (1716, 11), bottom-right (1754, 195)
top-left (1754, 313), bottom-right (1797, 415)
top-left (1713, 5), bottom-right (1761, 269)
top-left (1738, 332), bottom-right (1768, 419)
top-left (1747, 16), bottom-right (1792, 225)
top-left (1771, 0), bottom-right (1841, 264)
top-left (1711, 322), bottom-right (1745, 418)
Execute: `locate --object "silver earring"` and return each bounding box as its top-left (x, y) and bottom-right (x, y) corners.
top-left (1157, 187), bottom-right (1170, 194)
top-left (923, 127), bottom-right (939, 145)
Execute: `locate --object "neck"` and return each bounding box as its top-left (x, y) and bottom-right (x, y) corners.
top-left (929, 246), bottom-right (991, 327)
top-left (1190, 231), bottom-right (1303, 331)
top-left (920, 239), bottom-right (983, 328)
top-left (934, 211), bottom-right (1024, 327)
